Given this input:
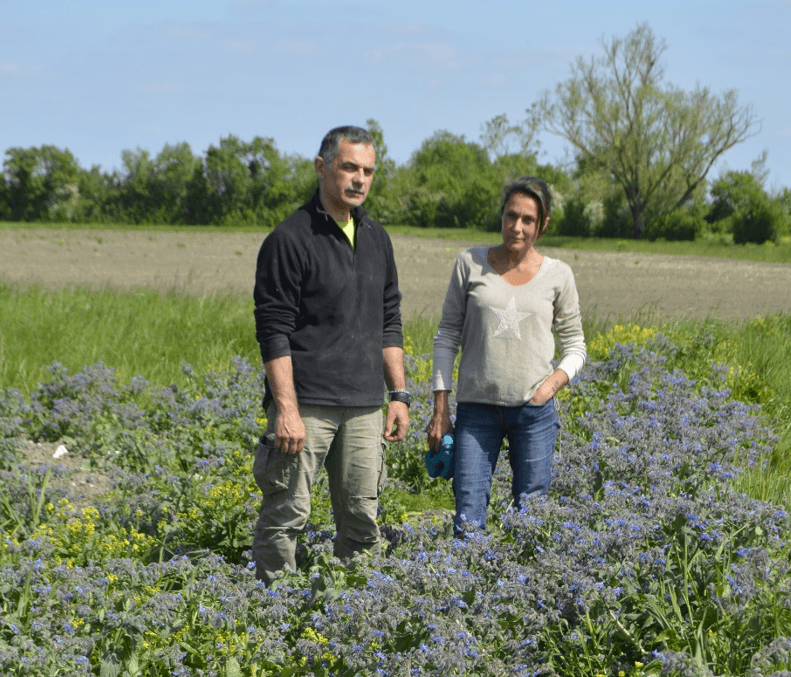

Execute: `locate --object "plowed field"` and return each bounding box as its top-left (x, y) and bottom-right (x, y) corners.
top-left (2, 228), bottom-right (790, 322)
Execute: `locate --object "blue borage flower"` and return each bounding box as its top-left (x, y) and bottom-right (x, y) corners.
top-left (1, 340), bottom-right (790, 675)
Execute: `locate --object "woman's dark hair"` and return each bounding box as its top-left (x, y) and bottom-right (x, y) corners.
top-left (317, 126), bottom-right (374, 166)
top-left (499, 176), bottom-right (553, 234)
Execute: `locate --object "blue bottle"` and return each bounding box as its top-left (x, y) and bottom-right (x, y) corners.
top-left (425, 432), bottom-right (455, 480)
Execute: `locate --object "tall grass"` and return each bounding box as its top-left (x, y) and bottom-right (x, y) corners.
top-left (0, 283), bottom-right (259, 393)
top-left (1, 282), bottom-right (789, 507)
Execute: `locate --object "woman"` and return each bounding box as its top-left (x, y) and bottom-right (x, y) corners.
top-left (428, 176), bottom-right (586, 534)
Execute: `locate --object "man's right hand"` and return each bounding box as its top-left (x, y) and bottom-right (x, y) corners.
top-left (275, 407), bottom-right (306, 454)
top-left (264, 355), bottom-right (305, 454)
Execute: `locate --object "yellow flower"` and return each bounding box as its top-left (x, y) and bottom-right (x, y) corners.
top-left (301, 627), bottom-right (328, 644)
top-left (82, 506), bottom-right (100, 520)
top-left (589, 323), bottom-right (656, 359)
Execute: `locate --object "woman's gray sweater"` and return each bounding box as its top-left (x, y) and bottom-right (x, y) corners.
top-left (432, 247), bottom-right (587, 406)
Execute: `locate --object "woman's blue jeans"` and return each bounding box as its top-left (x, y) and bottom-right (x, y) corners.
top-left (453, 400), bottom-right (560, 533)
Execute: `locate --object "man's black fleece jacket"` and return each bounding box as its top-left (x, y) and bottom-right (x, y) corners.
top-left (253, 190), bottom-right (403, 408)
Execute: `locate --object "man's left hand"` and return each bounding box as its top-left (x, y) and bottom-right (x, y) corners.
top-left (383, 401), bottom-right (409, 443)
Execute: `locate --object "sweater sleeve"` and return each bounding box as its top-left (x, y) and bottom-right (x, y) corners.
top-left (253, 227), bottom-right (303, 364)
top-left (553, 265), bottom-right (587, 382)
top-left (432, 253), bottom-right (469, 391)
top-left (380, 227), bottom-right (403, 349)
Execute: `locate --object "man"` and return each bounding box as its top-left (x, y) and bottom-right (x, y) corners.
top-left (252, 125), bottom-right (410, 585)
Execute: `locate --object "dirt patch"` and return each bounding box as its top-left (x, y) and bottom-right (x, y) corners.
top-left (19, 440), bottom-right (114, 508)
top-left (1, 227), bottom-right (790, 322)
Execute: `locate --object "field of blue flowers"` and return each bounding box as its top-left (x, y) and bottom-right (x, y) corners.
top-left (2, 323), bottom-right (791, 676)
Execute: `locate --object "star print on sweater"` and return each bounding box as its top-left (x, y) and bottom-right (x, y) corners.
top-left (491, 297), bottom-right (533, 339)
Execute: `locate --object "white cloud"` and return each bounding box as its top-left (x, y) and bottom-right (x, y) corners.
top-left (218, 39), bottom-right (258, 55)
top-left (422, 42), bottom-right (459, 65)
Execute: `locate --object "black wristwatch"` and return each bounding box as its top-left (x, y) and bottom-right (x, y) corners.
top-left (389, 390), bottom-right (411, 408)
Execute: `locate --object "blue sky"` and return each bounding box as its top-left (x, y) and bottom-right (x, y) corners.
top-left (2, 0), bottom-right (790, 190)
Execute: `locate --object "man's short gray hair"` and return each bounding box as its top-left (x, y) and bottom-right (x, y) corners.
top-left (318, 126), bottom-right (374, 167)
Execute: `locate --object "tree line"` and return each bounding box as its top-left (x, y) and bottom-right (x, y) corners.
top-left (1, 25), bottom-right (789, 243)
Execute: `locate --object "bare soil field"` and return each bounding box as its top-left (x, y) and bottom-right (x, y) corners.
top-left (2, 227), bottom-right (790, 323)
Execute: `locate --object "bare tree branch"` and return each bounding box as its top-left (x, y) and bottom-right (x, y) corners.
top-left (536, 23), bottom-right (759, 238)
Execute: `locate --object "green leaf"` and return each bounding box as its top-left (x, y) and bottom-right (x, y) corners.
top-left (226, 656), bottom-right (241, 677)
top-left (99, 655), bottom-right (121, 677)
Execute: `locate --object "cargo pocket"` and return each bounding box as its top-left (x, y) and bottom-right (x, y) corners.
top-left (377, 441), bottom-right (388, 497)
top-left (253, 434), bottom-right (292, 496)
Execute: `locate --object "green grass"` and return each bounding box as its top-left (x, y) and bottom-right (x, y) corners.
top-left (0, 283), bottom-right (260, 393)
top-left (537, 234), bottom-right (791, 263)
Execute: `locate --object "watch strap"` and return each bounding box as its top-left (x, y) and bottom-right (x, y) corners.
top-left (388, 390), bottom-right (411, 407)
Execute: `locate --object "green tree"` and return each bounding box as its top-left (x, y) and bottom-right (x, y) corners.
top-left (366, 119), bottom-right (395, 181)
top-left (200, 135), bottom-right (251, 223)
top-left (708, 170), bottom-right (789, 244)
top-left (554, 195), bottom-right (592, 237)
top-left (731, 195), bottom-right (788, 244)
top-left (363, 118), bottom-right (398, 222)
top-left (184, 135), bottom-right (314, 227)
top-left (480, 114), bottom-right (525, 161)
top-left (707, 170), bottom-right (759, 225)
top-left (2, 145), bottom-right (80, 221)
top-left (538, 23), bottom-right (759, 239)
top-left (185, 161), bottom-right (211, 225)
top-left (645, 201), bottom-right (708, 241)
top-left (779, 187), bottom-right (791, 221)
top-left (0, 170), bottom-right (9, 220)
top-left (480, 110), bottom-right (546, 164)
top-left (73, 165), bottom-right (113, 223)
top-left (245, 136), bottom-right (312, 227)
top-left (397, 131), bottom-right (501, 229)
top-left (117, 147), bottom-right (156, 223)
top-left (150, 142), bottom-right (199, 223)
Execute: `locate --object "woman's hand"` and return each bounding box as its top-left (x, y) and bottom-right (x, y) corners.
top-left (428, 390), bottom-right (453, 451)
top-left (529, 368), bottom-right (569, 405)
